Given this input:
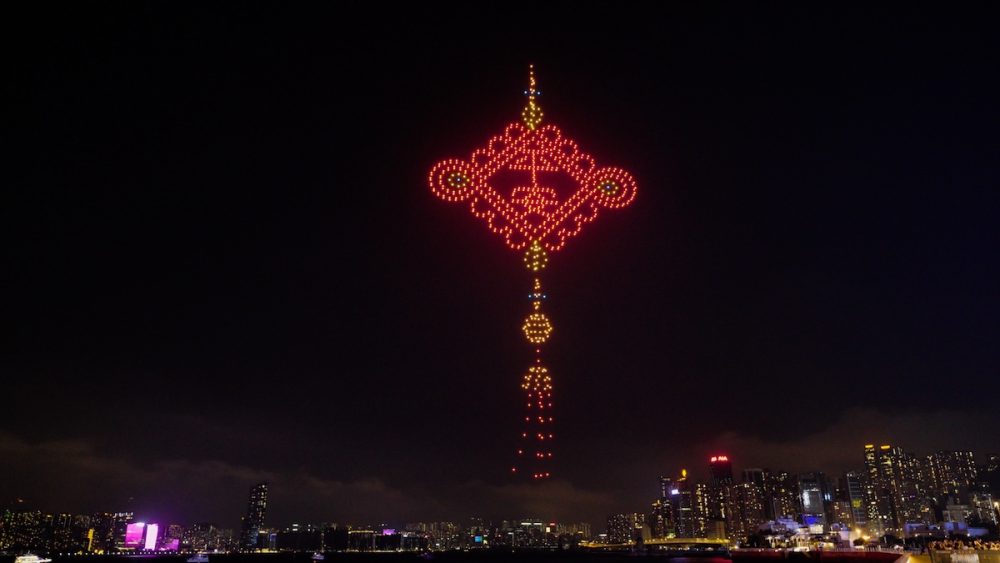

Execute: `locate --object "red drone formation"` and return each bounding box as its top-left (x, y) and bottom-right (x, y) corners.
top-left (429, 66), bottom-right (637, 479)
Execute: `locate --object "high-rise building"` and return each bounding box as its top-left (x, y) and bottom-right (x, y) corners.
top-left (897, 449), bottom-right (933, 525)
top-left (841, 471), bottom-right (867, 527)
top-left (670, 473), bottom-right (696, 538)
top-left (707, 456), bottom-right (734, 530)
top-left (692, 483), bottom-right (711, 537)
top-left (797, 473), bottom-right (827, 529)
top-left (742, 468), bottom-right (767, 488)
top-left (970, 483), bottom-right (998, 526)
top-left (927, 451), bottom-right (977, 497)
top-left (665, 469), bottom-right (707, 538)
top-left (112, 512), bottom-right (134, 552)
top-left (659, 475), bottom-right (674, 500)
top-left (162, 525), bottom-right (183, 551)
top-left (726, 482), bottom-right (766, 543)
top-left (982, 454), bottom-right (1000, 497)
top-left (124, 522), bottom-right (145, 549)
top-left (240, 482), bottom-right (268, 550)
top-left (710, 456), bottom-right (734, 486)
top-left (767, 471), bottom-right (799, 521)
top-left (649, 498), bottom-right (673, 539)
top-left (864, 444), bottom-right (897, 534)
top-left (863, 444), bottom-right (933, 533)
top-left (185, 523), bottom-right (220, 552)
top-left (605, 513), bottom-right (644, 544)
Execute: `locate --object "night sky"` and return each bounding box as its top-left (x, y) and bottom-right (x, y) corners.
top-left (5, 4), bottom-right (999, 529)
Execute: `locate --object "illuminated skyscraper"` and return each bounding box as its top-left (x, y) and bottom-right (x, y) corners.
top-left (742, 468), bottom-right (767, 488)
top-left (767, 471), bottom-right (799, 521)
top-left (664, 469), bottom-right (706, 538)
top-left (797, 473), bottom-right (827, 529)
top-left (239, 482), bottom-right (268, 550)
top-left (927, 450), bottom-right (977, 497)
top-left (649, 498), bottom-right (673, 539)
top-left (727, 481), bottom-right (766, 542)
top-left (863, 444), bottom-right (933, 533)
top-left (707, 456), bottom-right (733, 531)
top-left (112, 512), bottom-right (134, 552)
top-left (606, 513), bottom-right (645, 544)
top-left (841, 471), bottom-right (867, 527)
top-left (864, 444), bottom-right (895, 533)
top-left (709, 456), bottom-right (734, 486)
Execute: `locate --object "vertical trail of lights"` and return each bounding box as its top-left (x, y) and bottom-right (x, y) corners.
top-left (429, 65), bottom-right (637, 480)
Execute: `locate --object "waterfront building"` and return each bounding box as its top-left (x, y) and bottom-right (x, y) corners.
top-left (707, 456), bottom-right (734, 531)
top-left (347, 529), bottom-right (375, 551)
top-left (185, 522), bottom-right (222, 552)
top-left (88, 512), bottom-right (120, 553)
top-left (692, 483), bottom-right (711, 537)
top-left (111, 512), bottom-right (134, 552)
top-left (144, 523), bottom-right (159, 551)
top-left (726, 481), bottom-right (766, 543)
top-left (665, 469), bottom-right (707, 538)
top-left (239, 482), bottom-right (268, 550)
top-left (554, 522), bottom-right (591, 539)
top-left (276, 523), bottom-right (323, 551)
top-left (606, 513), bottom-right (644, 543)
top-left (124, 522), bottom-right (145, 549)
top-left (162, 524), bottom-right (183, 551)
top-left (649, 498), bottom-right (672, 538)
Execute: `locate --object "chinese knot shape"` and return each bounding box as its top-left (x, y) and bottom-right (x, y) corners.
top-left (429, 122), bottom-right (637, 251)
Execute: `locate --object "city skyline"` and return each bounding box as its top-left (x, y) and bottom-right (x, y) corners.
top-left (5, 445), bottom-right (999, 535)
top-left (5, 3), bottom-right (999, 533)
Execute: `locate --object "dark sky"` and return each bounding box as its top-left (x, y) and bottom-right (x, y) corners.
top-left (4, 4), bottom-right (999, 529)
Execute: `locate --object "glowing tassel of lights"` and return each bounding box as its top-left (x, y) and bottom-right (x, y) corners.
top-left (517, 270), bottom-right (555, 479)
top-left (429, 65), bottom-right (637, 481)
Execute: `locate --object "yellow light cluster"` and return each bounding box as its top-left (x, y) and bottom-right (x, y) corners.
top-left (523, 312), bottom-right (553, 344)
top-left (524, 240), bottom-right (548, 272)
top-left (521, 365), bottom-right (553, 393)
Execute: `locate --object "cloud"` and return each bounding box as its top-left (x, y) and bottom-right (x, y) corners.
top-left (612, 407), bottom-right (1000, 517)
top-left (4, 407), bottom-right (995, 531)
top-left (700, 407), bottom-right (1000, 474)
top-left (0, 432), bottom-right (614, 527)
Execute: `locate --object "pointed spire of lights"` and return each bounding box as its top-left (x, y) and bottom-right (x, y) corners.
top-left (521, 64), bottom-right (543, 130)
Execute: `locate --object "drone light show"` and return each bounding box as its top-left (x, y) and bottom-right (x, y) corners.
top-left (429, 65), bottom-right (637, 479)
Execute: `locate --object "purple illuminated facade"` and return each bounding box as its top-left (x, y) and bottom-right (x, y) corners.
top-left (144, 523), bottom-right (159, 550)
top-left (124, 523), bottom-right (145, 547)
top-left (161, 538), bottom-right (180, 551)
